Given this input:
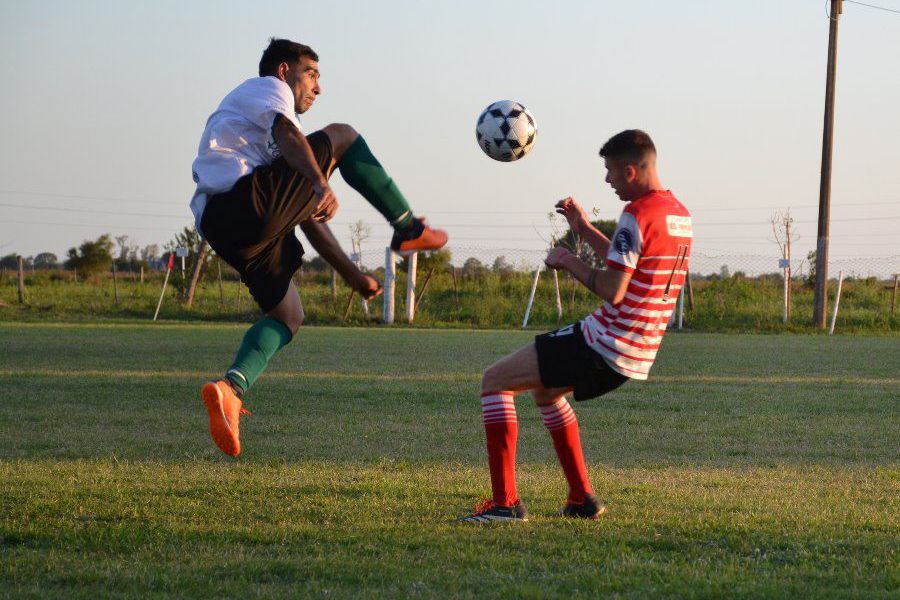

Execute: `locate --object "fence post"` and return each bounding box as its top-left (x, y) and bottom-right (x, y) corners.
top-left (111, 261), bottom-right (119, 304)
top-left (17, 256), bottom-right (25, 303)
top-left (185, 239), bottom-right (209, 308)
top-left (685, 269), bottom-right (694, 310)
top-left (829, 270), bottom-right (844, 335)
top-left (217, 258), bottom-right (224, 305)
top-left (552, 269), bottom-right (562, 321)
top-left (383, 247), bottom-right (396, 324)
top-left (892, 274), bottom-right (898, 317)
top-left (405, 252), bottom-right (418, 323)
top-left (522, 266), bottom-right (541, 329)
top-left (783, 265), bottom-right (789, 324)
top-left (330, 268), bottom-right (337, 302)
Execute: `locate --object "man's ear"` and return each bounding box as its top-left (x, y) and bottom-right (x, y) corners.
top-left (625, 164), bottom-right (638, 182)
top-left (275, 62), bottom-right (290, 81)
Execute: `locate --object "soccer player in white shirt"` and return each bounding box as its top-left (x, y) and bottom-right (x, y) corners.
top-left (194, 39), bottom-right (448, 457)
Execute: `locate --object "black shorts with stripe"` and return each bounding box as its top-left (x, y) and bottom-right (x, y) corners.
top-left (534, 322), bottom-right (630, 401)
top-left (200, 130), bottom-right (333, 312)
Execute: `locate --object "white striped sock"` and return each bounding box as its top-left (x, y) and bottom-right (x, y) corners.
top-left (539, 398), bottom-right (577, 431)
top-left (481, 392), bottom-right (516, 425)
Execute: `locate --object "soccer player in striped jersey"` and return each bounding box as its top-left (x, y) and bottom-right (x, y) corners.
top-left (459, 130), bottom-right (692, 524)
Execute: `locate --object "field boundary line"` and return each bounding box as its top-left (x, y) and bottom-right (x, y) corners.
top-left (0, 369), bottom-right (897, 386)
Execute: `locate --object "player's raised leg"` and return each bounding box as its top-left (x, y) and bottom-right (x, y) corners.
top-left (321, 123), bottom-right (448, 254)
top-left (202, 281), bottom-right (301, 457)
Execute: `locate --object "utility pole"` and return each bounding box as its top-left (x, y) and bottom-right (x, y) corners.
top-left (813, 0), bottom-right (842, 328)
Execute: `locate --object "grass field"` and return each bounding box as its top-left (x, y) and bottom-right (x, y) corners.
top-left (1, 323), bottom-right (898, 598)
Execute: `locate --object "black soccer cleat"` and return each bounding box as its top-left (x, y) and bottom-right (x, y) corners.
top-left (558, 494), bottom-right (608, 520)
top-left (458, 499), bottom-right (528, 524)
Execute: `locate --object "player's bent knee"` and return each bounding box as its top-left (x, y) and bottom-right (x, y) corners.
top-left (481, 366), bottom-right (500, 394)
top-left (531, 388), bottom-right (556, 407)
top-left (324, 123), bottom-right (358, 143)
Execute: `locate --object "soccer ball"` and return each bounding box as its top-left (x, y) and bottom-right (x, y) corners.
top-left (475, 100), bottom-right (537, 162)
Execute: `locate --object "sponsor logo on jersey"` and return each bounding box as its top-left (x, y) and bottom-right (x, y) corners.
top-left (666, 215), bottom-right (693, 237)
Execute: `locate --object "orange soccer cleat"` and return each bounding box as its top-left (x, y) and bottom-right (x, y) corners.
top-left (201, 379), bottom-right (249, 457)
top-left (390, 217), bottom-right (448, 255)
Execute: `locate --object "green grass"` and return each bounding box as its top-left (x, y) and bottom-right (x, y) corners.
top-left (2, 268), bottom-right (898, 333)
top-left (0, 324), bottom-right (898, 598)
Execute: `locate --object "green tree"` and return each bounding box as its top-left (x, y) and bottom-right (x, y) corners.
top-left (400, 248), bottom-right (452, 274)
top-left (65, 235), bottom-right (114, 277)
top-left (554, 218), bottom-right (618, 267)
top-left (33, 252), bottom-right (59, 269)
top-left (0, 254), bottom-right (19, 269)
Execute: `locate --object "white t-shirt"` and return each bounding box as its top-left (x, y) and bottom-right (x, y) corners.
top-left (189, 76), bottom-right (302, 231)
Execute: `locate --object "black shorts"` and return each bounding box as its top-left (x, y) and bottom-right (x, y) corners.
top-left (200, 130), bottom-right (334, 312)
top-left (534, 322), bottom-right (630, 401)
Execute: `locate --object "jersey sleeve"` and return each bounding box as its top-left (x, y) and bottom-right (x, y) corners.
top-left (605, 211), bottom-right (643, 273)
top-left (230, 77), bottom-right (301, 135)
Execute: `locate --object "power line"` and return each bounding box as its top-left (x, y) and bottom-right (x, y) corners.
top-left (0, 188), bottom-right (894, 216)
top-left (844, 0), bottom-right (900, 15)
top-left (2, 201), bottom-right (898, 227)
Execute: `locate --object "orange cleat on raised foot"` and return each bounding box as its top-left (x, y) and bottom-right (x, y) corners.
top-left (390, 217), bottom-right (448, 255)
top-left (201, 379), bottom-right (249, 457)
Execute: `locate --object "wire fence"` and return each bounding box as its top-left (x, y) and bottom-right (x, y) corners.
top-left (418, 246), bottom-right (900, 280)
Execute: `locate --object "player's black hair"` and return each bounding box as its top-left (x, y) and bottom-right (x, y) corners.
top-left (258, 38), bottom-right (319, 77)
top-left (599, 129), bottom-right (656, 166)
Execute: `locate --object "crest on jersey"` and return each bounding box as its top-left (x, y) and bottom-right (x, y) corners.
top-left (613, 229), bottom-right (634, 254)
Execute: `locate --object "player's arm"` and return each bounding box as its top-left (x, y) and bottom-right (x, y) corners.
top-left (299, 220), bottom-right (383, 299)
top-left (555, 197), bottom-right (611, 256)
top-left (272, 115), bottom-right (338, 222)
top-left (545, 247), bottom-right (631, 304)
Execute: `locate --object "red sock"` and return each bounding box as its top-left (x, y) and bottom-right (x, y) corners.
top-left (540, 398), bottom-right (593, 504)
top-left (482, 391), bottom-right (518, 506)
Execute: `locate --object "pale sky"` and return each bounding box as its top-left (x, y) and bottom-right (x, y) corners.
top-left (0, 0), bottom-right (898, 273)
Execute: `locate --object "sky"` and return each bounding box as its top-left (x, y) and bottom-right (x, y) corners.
top-left (0, 0), bottom-right (898, 274)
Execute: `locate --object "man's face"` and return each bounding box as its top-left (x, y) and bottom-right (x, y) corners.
top-left (281, 57), bottom-right (321, 114)
top-left (603, 158), bottom-right (636, 202)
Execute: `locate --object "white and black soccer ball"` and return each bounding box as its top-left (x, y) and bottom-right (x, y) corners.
top-left (475, 100), bottom-right (537, 162)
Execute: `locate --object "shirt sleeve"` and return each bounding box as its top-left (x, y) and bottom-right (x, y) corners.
top-left (605, 211), bottom-right (643, 273)
top-left (230, 77), bottom-right (301, 134)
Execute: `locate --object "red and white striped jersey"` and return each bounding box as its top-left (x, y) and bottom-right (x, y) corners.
top-left (580, 190), bottom-right (692, 380)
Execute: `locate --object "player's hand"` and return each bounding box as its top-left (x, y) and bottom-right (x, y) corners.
top-left (544, 246), bottom-right (572, 270)
top-left (312, 182), bottom-right (338, 223)
top-left (555, 197), bottom-right (590, 236)
top-left (353, 274), bottom-right (383, 300)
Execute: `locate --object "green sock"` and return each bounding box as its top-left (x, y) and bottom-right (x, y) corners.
top-left (225, 316), bottom-right (293, 394)
top-left (338, 136), bottom-right (415, 231)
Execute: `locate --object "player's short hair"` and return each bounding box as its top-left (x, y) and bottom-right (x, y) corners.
top-left (599, 130), bottom-right (657, 166)
top-left (258, 38), bottom-right (319, 77)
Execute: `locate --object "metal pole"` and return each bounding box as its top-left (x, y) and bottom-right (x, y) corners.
top-left (829, 270), bottom-right (844, 335)
top-left (813, 0), bottom-right (842, 328)
top-left (405, 252), bottom-right (418, 323)
top-left (677, 285), bottom-right (685, 331)
top-left (153, 254), bottom-right (174, 321)
top-left (522, 266), bottom-right (542, 329)
top-left (383, 247), bottom-right (395, 324)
